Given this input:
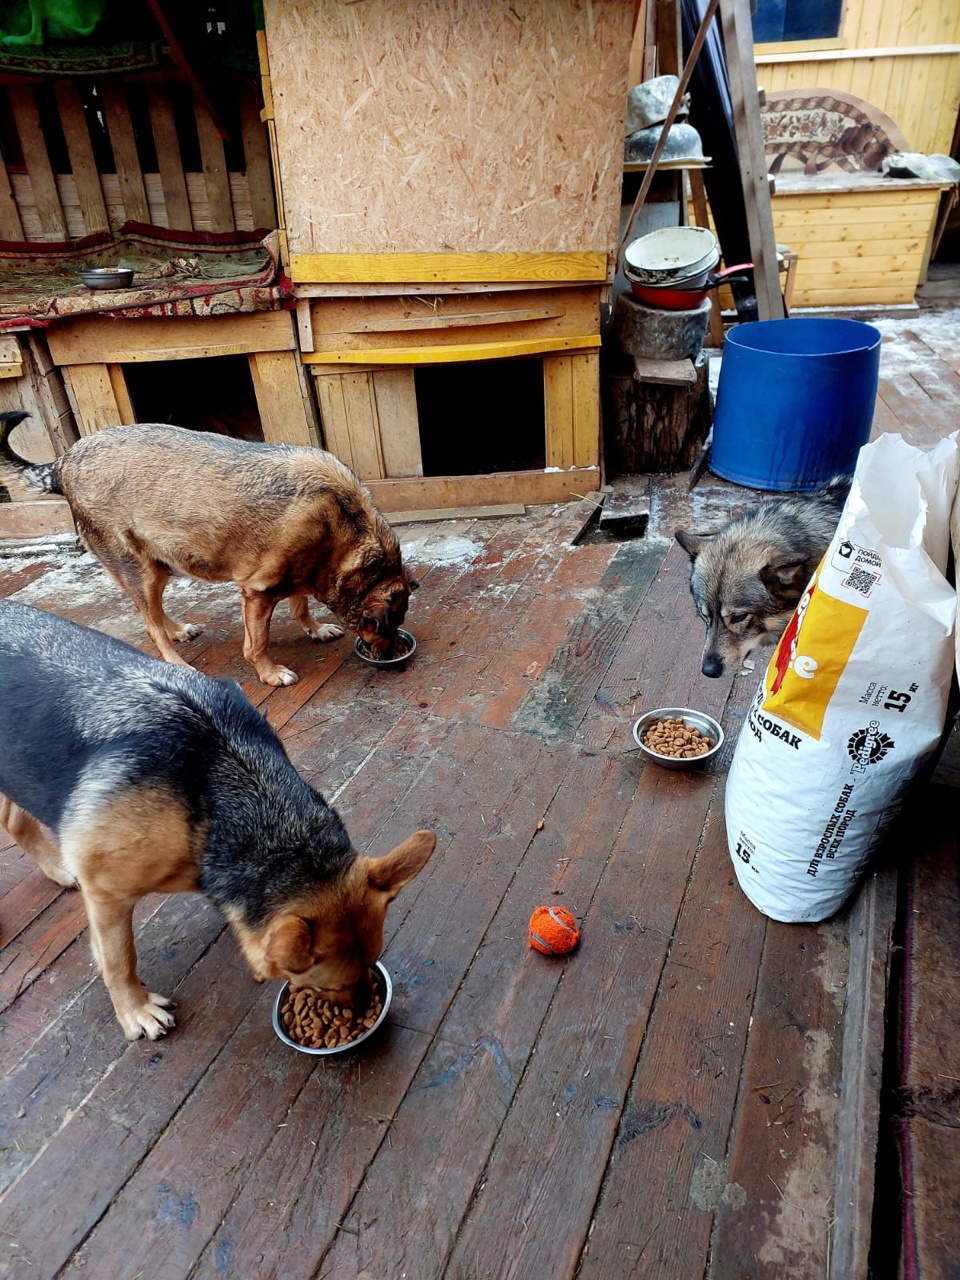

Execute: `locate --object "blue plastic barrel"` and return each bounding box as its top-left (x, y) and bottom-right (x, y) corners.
top-left (710, 318), bottom-right (882, 491)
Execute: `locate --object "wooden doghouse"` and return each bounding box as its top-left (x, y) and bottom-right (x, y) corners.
top-left (260, 0), bottom-right (634, 512)
top-left (0, 10), bottom-right (314, 539)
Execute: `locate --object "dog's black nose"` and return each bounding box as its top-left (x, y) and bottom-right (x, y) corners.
top-left (702, 654), bottom-right (724, 678)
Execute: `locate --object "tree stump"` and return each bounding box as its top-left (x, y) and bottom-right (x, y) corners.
top-left (602, 354), bottom-right (712, 475)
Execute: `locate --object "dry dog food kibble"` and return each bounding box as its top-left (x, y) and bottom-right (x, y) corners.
top-left (642, 717), bottom-right (714, 758)
top-left (280, 973), bottom-right (385, 1050)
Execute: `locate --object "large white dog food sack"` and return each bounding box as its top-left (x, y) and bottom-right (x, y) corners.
top-left (725, 432), bottom-right (959, 922)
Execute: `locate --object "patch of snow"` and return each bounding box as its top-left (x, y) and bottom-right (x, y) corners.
top-left (398, 534), bottom-right (483, 568)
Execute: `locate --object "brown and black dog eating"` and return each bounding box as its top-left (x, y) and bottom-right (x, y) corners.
top-left (0, 414), bottom-right (417, 686)
top-left (0, 599), bottom-right (435, 1040)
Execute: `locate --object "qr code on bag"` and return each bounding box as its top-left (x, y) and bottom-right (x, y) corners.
top-left (844, 565), bottom-right (881, 597)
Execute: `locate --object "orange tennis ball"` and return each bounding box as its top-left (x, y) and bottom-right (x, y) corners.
top-left (529, 905), bottom-right (580, 955)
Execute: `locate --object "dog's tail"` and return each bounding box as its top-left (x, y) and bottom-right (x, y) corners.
top-left (0, 412), bottom-right (62, 494)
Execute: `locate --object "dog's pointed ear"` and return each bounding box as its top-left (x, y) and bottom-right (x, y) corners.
top-left (365, 829), bottom-right (436, 900)
top-left (675, 528), bottom-right (712, 559)
top-left (263, 915), bottom-right (314, 974)
top-left (760, 560), bottom-right (812, 603)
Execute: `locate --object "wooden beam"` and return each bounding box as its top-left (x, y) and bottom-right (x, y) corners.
top-left (365, 468), bottom-right (601, 512)
top-left (7, 86), bottom-right (67, 240)
top-left (0, 147), bottom-right (24, 241)
top-left (194, 97), bottom-right (235, 233)
top-left (238, 84), bottom-right (276, 231)
top-left (98, 81), bottom-right (150, 225)
top-left (720, 0), bottom-right (785, 321)
top-left (53, 81), bottom-right (109, 235)
top-left (146, 86), bottom-right (192, 231)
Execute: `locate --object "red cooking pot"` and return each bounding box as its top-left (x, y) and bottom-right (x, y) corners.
top-left (629, 264), bottom-right (753, 311)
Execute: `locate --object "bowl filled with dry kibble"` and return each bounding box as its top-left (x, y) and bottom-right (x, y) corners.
top-left (272, 960), bottom-right (392, 1055)
top-left (353, 628), bottom-right (417, 669)
top-left (632, 707), bottom-right (724, 771)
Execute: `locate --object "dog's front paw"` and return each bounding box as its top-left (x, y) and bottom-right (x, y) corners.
top-left (307, 623), bottom-right (344, 643)
top-left (118, 992), bottom-right (176, 1040)
top-left (260, 665), bottom-right (299, 687)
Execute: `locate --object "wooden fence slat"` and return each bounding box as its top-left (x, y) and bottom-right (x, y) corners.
top-left (7, 86), bottom-right (67, 240)
top-left (98, 80), bottom-right (150, 225)
top-left (0, 130), bottom-right (25, 240)
top-left (146, 86), bottom-right (192, 230)
top-left (53, 81), bottom-right (109, 235)
top-left (238, 84), bottom-right (276, 230)
top-left (194, 97), bottom-right (235, 232)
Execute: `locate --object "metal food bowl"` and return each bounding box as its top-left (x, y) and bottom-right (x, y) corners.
top-left (272, 960), bottom-right (392, 1056)
top-left (353, 627), bottom-right (417, 668)
top-left (632, 707), bottom-right (724, 771)
top-left (77, 267), bottom-right (135, 290)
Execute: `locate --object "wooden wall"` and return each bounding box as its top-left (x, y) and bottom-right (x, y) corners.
top-left (755, 0), bottom-right (960, 155)
top-left (261, 0), bottom-right (634, 267)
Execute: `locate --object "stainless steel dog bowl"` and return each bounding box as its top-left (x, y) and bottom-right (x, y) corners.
top-left (632, 707), bottom-right (724, 771)
top-left (353, 627), bottom-right (417, 668)
top-left (77, 267), bottom-right (135, 290)
top-left (272, 960), bottom-right (393, 1056)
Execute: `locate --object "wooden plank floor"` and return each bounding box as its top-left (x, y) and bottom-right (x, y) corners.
top-left (0, 304), bottom-right (958, 1279)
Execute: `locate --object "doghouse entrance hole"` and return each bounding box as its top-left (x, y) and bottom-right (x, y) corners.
top-left (414, 358), bottom-right (545, 476)
top-left (122, 355), bottom-right (263, 441)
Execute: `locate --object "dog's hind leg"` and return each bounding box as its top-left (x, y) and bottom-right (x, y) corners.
top-left (0, 796), bottom-right (75, 886)
top-left (241, 588), bottom-right (298, 686)
top-left (288, 591), bottom-right (344, 643)
top-left (138, 561), bottom-right (203, 646)
top-left (98, 550), bottom-right (193, 666)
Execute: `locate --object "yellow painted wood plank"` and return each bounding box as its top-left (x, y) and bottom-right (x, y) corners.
top-left (302, 336), bottom-right (601, 366)
top-left (290, 252), bottom-right (609, 285)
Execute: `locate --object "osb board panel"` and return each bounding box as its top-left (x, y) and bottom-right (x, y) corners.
top-left (262, 0), bottom-right (633, 261)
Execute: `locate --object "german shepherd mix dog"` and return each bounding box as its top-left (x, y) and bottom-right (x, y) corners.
top-left (0, 600), bottom-right (436, 1040)
top-left (0, 413), bottom-right (418, 686)
top-left (675, 478), bottom-right (849, 678)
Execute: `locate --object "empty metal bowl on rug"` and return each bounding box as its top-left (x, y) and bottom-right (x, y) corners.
top-left (272, 961), bottom-right (392, 1056)
top-left (77, 267), bottom-right (135, 290)
top-left (632, 707), bottom-right (724, 771)
top-left (623, 122), bottom-right (710, 168)
top-left (353, 627), bottom-right (417, 668)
